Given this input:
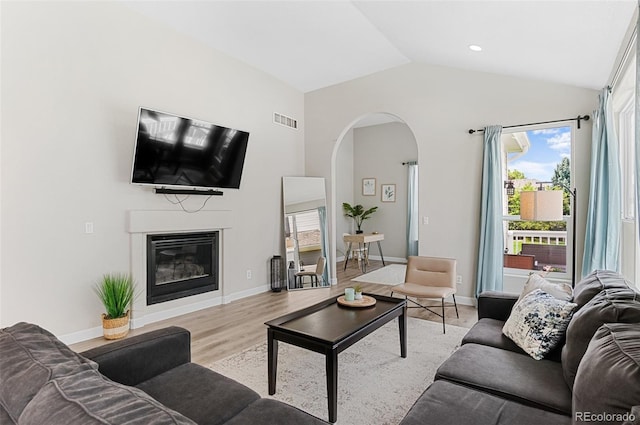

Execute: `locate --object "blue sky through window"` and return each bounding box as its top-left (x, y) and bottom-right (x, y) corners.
top-left (509, 126), bottom-right (571, 181)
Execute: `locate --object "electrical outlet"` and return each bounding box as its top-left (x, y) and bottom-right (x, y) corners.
top-left (456, 275), bottom-right (462, 284)
top-left (246, 270), bottom-right (252, 279)
top-left (422, 216), bottom-right (429, 225)
top-left (85, 222), bottom-right (94, 234)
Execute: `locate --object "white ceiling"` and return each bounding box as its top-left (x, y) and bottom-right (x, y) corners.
top-left (125, 1), bottom-right (637, 93)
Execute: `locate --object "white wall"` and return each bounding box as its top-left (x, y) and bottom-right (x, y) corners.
top-left (305, 63), bottom-right (596, 299)
top-left (335, 129), bottom-right (354, 263)
top-left (353, 123), bottom-right (417, 260)
top-left (0, 2), bottom-right (304, 337)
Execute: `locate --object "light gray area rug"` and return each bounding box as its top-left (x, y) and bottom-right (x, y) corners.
top-left (351, 264), bottom-right (407, 286)
top-left (208, 318), bottom-right (467, 425)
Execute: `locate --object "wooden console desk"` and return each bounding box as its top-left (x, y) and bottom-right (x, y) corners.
top-left (343, 233), bottom-right (385, 273)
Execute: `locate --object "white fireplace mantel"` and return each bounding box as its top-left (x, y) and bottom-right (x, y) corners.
top-left (128, 209), bottom-right (233, 234)
top-left (127, 209), bottom-right (232, 328)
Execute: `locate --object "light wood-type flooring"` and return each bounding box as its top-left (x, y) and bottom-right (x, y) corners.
top-left (71, 260), bottom-right (478, 365)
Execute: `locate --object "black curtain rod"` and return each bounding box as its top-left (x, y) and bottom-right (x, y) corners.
top-left (468, 114), bottom-right (590, 134)
top-left (402, 161), bottom-right (418, 165)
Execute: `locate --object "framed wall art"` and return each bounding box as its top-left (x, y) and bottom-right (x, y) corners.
top-left (381, 184), bottom-right (396, 202)
top-left (362, 178), bottom-right (376, 196)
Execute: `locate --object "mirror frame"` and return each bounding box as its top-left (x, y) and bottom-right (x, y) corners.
top-left (282, 176), bottom-right (330, 290)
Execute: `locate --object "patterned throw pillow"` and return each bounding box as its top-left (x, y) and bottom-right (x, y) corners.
top-left (503, 289), bottom-right (577, 360)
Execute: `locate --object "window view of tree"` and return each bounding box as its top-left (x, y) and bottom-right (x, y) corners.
top-left (503, 126), bottom-right (571, 273)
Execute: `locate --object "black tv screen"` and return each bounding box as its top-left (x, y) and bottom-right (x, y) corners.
top-left (131, 108), bottom-right (249, 190)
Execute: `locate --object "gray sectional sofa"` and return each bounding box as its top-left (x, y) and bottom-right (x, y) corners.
top-left (2, 269), bottom-right (638, 425)
top-left (0, 323), bottom-right (329, 425)
top-left (401, 270), bottom-right (640, 425)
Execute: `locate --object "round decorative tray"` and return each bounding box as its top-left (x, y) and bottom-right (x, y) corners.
top-left (337, 295), bottom-right (377, 308)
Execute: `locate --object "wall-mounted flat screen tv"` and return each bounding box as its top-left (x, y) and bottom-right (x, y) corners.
top-left (131, 108), bottom-right (249, 190)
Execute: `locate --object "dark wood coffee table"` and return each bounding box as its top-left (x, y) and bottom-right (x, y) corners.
top-left (265, 293), bottom-right (407, 423)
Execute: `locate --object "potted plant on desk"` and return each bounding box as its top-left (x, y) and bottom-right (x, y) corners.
top-left (342, 203), bottom-right (378, 234)
top-left (95, 273), bottom-right (135, 340)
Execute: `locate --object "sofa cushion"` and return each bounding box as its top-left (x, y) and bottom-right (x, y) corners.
top-left (136, 362), bottom-right (260, 425)
top-left (1, 405), bottom-right (15, 425)
top-left (435, 343), bottom-right (572, 414)
top-left (625, 406), bottom-right (640, 425)
top-left (503, 289), bottom-right (576, 360)
top-left (224, 398), bottom-right (329, 425)
top-left (463, 318), bottom-right (523, 352)
top-left (0, 322), bottom-right (98, 422)
top-left (562, 286), bottom-right (640, 389)
top-left (462, 318), bottom-right (563, 361)
top-left (399, 380), bottom-right (570, 425)
top-left (573, 269), bottom-right (633, 308)
top-left (573, 323), bottom-right (640, 425)
top-left (19, 368), bottom-right (195, 425)
top-left (516, 273), bottom-right (573, 305)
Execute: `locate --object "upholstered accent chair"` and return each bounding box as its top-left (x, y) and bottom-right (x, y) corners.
top-left (391, 256), bottom-right (458, 333)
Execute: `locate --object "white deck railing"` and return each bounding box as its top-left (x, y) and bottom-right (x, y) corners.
top-left (506, 230), bottom-right (567, 254)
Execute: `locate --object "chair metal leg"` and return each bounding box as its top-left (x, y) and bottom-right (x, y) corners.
top-left (392, 293), bottom-right (454, 334)
top-left (441, 298), bottom-right (446, 334)
top-left (453, 294), bottom-right (459, 318)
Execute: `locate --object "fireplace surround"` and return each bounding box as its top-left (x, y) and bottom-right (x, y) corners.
top-left (128, 209), bottom-right (232, 329)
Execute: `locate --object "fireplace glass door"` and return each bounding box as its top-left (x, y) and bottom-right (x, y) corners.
top-left (147, 232), bottom-right (218, 305)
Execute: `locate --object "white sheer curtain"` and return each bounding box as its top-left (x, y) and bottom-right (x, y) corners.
top-left (406, 162), bottom-right (419, 257)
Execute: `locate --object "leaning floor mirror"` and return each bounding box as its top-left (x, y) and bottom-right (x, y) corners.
top-left (282, 176), bottom-right (331, 290)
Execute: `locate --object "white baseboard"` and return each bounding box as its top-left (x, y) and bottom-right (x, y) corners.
top-left (60, 281), bottom-right (473, 345)
top-left (390, 293), bottom-right (477, 307)
top-left (339, 255), bottom-right (407, 264)
top-left (132, 285), bottom-right (273, 328)
top-left (130, 296), bottom-right (223, 329)
top-left (449, 295), bottom-right (476, 307)
top-left (60, 326), bottom-right (104, 345)
top-left (60, 284), bottom-right (271, 345)
top-left (222, 284), bottom-right (271, 303)
top-left (367, 255), bottom-right (407, 263)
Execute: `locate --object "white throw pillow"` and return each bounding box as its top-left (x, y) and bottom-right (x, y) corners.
top-left (503, 289), bottom-right (577, 360)
top-left (516, 273), bottom-right (573, 305)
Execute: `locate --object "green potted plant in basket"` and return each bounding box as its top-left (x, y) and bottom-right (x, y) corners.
top-left (342, 203), bottom-right (378, 234)
top-left (95, 273), bottom-right (135, 340)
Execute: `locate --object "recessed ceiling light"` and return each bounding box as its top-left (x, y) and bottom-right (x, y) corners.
top-left (469, 45), bottom-right (483, 52)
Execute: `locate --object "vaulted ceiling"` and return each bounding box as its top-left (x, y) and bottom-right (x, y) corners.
top-left (125, 1), bottom-right (637, 93)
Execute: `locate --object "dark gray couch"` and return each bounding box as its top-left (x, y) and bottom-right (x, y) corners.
top-left (0, 323), bottom-right (328, 425)
top-left (401, 270), bottom-right (640, 425)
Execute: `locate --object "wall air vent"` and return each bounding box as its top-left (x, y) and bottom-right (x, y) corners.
top-left (274, 112), bottom-right (298, 130)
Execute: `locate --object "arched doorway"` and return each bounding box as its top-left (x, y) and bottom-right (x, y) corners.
top-left (329, 112), bottom-right (419, 283)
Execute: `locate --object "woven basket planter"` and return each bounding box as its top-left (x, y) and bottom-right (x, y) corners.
top-left (101, 310), bottom-right (130, 340)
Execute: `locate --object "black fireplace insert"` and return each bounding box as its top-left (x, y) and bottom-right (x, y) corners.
top-left (147, 232), bottom-right (219, 305)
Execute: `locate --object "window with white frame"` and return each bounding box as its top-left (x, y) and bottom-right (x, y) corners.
top-left (619, 97), bottom-right (636, 220)
top-left (611, 51), bottom-right (637, 286)
top-left (501, 125), bottom-right (573, 276)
